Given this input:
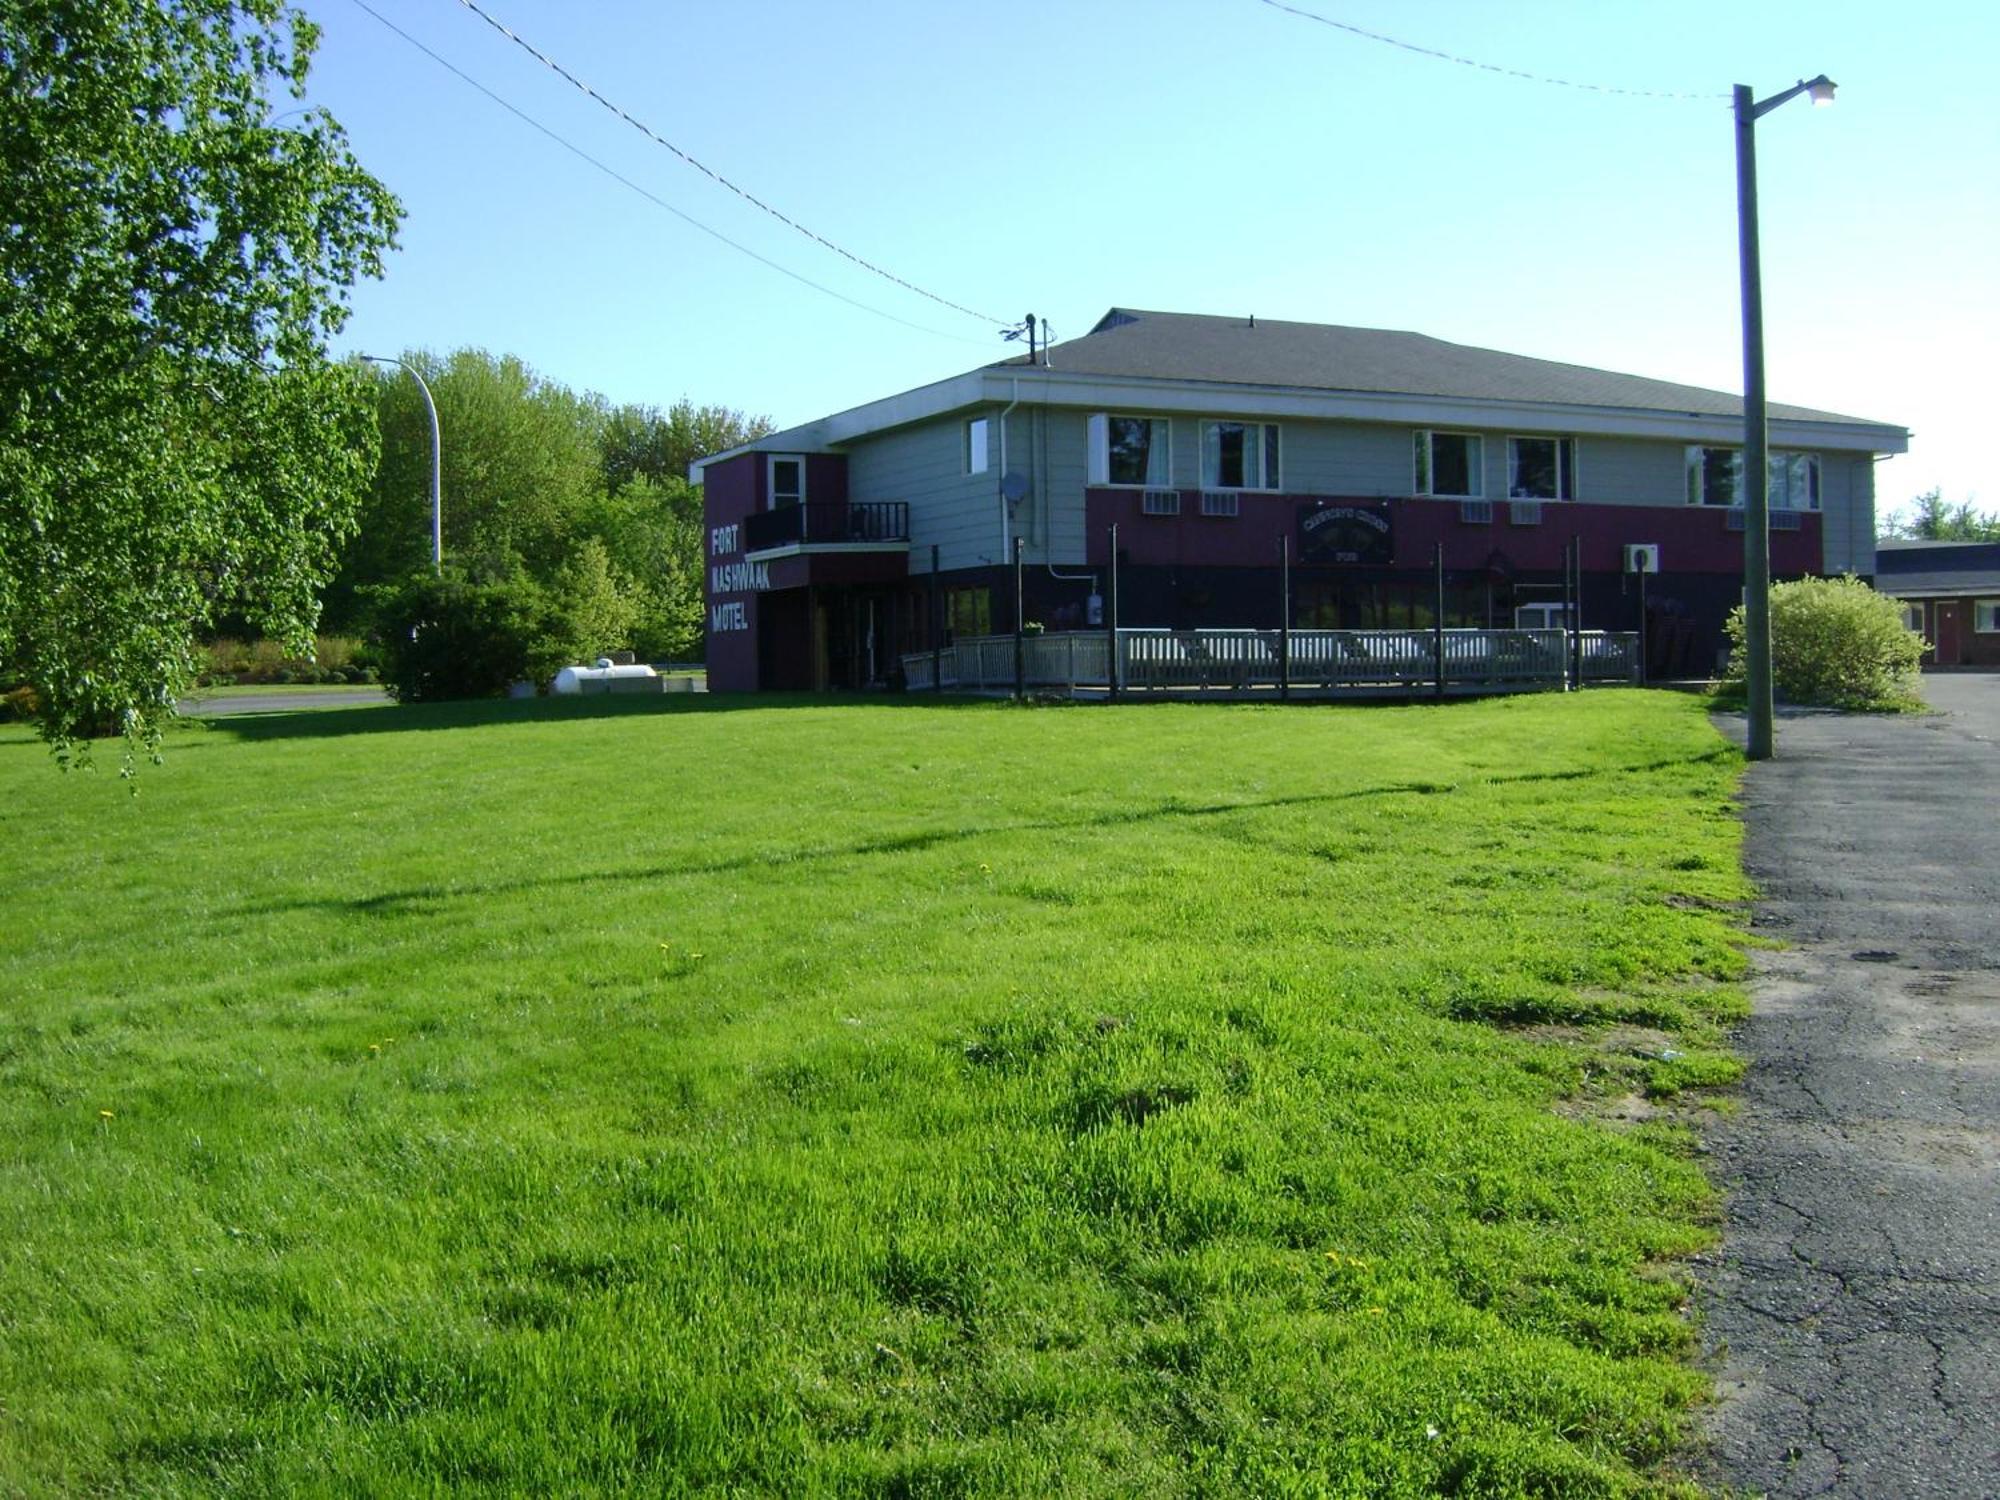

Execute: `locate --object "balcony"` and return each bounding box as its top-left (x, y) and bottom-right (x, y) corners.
top-left (743, 501), bottom-right (909, 556)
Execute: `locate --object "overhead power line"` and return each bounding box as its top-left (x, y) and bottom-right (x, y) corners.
top-left (346, 0), bottom-right (992, 346)
top-left (1254, 0), bottom-right (1727, 101)
top-left (452, 0), bottom-right (1006, 326)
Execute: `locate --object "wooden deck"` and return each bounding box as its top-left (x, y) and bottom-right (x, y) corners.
top-left (902, 628), bottom-right (1640, 699)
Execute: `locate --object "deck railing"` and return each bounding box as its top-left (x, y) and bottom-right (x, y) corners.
top-left (743, 501), bottom-right (910, 553)
top-left (902, 628), bottom-right (1639, 695)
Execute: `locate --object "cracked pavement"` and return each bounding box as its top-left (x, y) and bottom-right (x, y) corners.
top-left (1698, 674), bottom-right (2000, 1497)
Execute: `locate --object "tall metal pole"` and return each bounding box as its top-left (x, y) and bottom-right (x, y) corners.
top-left (1432, 542), bottom-right (1445, 700)
top-left (1570, 535), bottom-right (1584, 691)
top-left (1279, 533), bottom-right (1292, 701)
top-left (1106, 523), bottom-right (1120, 703)
top-left (930, 543), bottom-right (943, 694)
top-left (361, 354), bottom-right (441, 573)
top-left (1012, 535), bottom-right (1025, 702)
top-left (1732, 74), bottom-right (1833, 758)
top-left (1735, 84), bottom-right (1775, 759)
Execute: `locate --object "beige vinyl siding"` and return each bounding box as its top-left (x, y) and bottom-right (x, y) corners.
top-left (845, 415), bottom-right (1002, 574)
top-left (1820, 454), bottom-right (1874, 575)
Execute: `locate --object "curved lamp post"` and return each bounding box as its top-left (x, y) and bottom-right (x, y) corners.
top-left (1736, 73), bottom-right (1835, 760)
top-left (360, 353), bottom-right (442, 574)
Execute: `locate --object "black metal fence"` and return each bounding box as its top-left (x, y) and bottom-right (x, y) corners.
top-left (744, 501), bottom-right (909, 552)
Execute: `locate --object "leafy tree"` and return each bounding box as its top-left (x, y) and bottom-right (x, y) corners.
top-left (547, 537), bottom-right (639, 672)
top-left (574, 476), bottom-right (706, 661)
top-left (1879, 489), bottom-right (2000, 542)
top-left (324, 349), bottom-right (605, 628)
top-left (599, 398), bottom-right (771, 495)
top-left (0, 0), bottom-right (400, 761)
top-left (1721, 575), bottom-right (1924, 710)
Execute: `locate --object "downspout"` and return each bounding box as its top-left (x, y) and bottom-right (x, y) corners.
top-left (1039, 376), bottom-right (1098, 593)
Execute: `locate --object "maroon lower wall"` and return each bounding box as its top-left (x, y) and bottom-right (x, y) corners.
top-left (703, 453), bottom-right (763, 692)
top-left (1083, 490), bottom-right (1821, 576)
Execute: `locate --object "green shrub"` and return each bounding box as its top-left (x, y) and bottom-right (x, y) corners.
top-left (1, 684), bottom-right (39, 723)
top-left (365, 569), bottom-right (547, 703)
top-left (1721, 575), bottom-right (1925, 709)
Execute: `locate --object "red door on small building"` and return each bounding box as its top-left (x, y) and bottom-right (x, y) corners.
top-left (1936, 602), bottom-right (1963, 665)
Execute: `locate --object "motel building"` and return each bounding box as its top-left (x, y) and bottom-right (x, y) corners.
top-left (691, 308), bottom-right (1907, 693)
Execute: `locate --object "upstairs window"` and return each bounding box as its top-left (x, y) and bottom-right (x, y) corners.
top-left (1087, 414), bottom-right (1170, 487)
top-left (1415, 430), bottom-right (1483, 497)
top-left (966, 417), bottom-right (990, 475)
top-left (1685, 447), bottom-right (1821, 509)
top-left (768, 454), bottom-right (805, 508)
top-left (1507, 436), bottom-right (1575, 500)
top-left (1203, 421), bottom-right (1280, 490)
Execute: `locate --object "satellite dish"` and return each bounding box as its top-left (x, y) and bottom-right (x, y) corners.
top-left (1000, 471), bottom-right (1030, 503)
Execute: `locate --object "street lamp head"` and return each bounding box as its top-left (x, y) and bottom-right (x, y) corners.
top-left (1806, 75), bottom-right (1837, 106)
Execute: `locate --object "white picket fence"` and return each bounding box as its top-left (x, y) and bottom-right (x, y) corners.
top-left (902, 629), bottom-right (1638, 696)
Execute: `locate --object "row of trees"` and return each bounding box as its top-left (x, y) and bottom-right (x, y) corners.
top-left (0, 3), bottom-right (766, 757)
top-left (325, 350), bottom-right (766, 694)
top-left (1879, 489), bottom-right (2000, 542)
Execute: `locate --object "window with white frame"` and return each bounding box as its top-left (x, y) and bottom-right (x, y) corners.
top-left (1684, 447), bottom-right (1821, 509)
top-left (966, 417), bottom-right (990, 475)
top-left (1900, 601), bottom-right (1925, 634)
top-left (1414, 430), bottom-right (1483, 497)
top-left (1977, 599), bottom-right (2000, 633)
top-left (1087, 414), bottom-right (1170, 487)
top-left (768, 454), bottom-right (805, 508)
top-left (1507, 436), bottom-right (1575, 500)
top-left (1202, 421), bottom-right (1280, 490)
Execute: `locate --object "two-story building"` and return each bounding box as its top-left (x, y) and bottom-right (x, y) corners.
top-left (693, 308), bottom-right (1907, 692)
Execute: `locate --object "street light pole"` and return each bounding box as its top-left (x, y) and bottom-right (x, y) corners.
top-left (1734, 74), bottom-right (1834, 761)
top-left (361, 353), bottom-right (443, 574)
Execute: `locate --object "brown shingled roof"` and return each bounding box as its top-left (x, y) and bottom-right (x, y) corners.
top-left (993, 307), bottom-right (1892, 427)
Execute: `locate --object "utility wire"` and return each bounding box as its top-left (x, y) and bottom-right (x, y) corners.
top-left (452, 0), bottom-right (1006, 325)
top-left (346, 0), bottom-right (992, 346)
top-left (1254, 0), bottom-right (1727, 101)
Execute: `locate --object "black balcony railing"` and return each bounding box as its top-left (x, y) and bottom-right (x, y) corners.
top-left (743, 501), bottom-right (909, 553)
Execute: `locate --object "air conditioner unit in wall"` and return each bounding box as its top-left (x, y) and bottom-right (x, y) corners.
top-left (1624, 544), bottom-right (1660, 574)
top-left (1140, 488), bottom-right (1181, 516)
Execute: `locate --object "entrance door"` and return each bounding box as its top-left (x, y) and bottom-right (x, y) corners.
top-left (1936, 602), bottom-right (1963, 665)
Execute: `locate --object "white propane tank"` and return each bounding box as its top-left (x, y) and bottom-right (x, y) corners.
top-left (552, 663), bottom-right (660, 695)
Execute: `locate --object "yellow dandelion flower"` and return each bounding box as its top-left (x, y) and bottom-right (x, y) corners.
top-left (98, 1109), bottom-right (114, 1120)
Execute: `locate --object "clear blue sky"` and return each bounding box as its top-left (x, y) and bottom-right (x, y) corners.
top-left (297, 0), bottom-right (1998, 518)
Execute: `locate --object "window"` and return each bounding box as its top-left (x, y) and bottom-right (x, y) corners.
top-left (1507, 436), bottom-right (1575, 499)
top-left (1087, 414), bottom-right (1170, 487)
top-left (1977, 600), bottom-right (2000, 633)
top-left (1900, 601), bottom-right (1925, 634)
top-left (1202, 421), bottom-right (1280, 490)
top-left (966, 417), bottom-right (989, 475)
top-left (946, 587), bottom-right (992, 639)
top-left (1514, 602), bottom-right (1569, 630)
top-left (768, 454), bottom-right (805, 508)
top-left (1414, 430), bottom-right (1483, 497)
top-left (1685, 447), bottom-right (1821, 509)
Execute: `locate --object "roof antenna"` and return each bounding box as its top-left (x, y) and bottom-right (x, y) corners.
top-left (1000, 312), bottom-right (1040, 365)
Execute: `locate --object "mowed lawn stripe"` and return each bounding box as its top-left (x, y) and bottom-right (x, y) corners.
top-left (0, 692), bottom-right (1745, 1497)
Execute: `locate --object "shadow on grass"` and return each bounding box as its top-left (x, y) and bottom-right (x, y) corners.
top-left (191, 690), bottom-right (985, 743)
top-left (233, 746), bottom-right (1737, 921)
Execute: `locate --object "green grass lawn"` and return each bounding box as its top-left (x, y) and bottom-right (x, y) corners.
top-left (0, 691), bottom-right (1749, 1497)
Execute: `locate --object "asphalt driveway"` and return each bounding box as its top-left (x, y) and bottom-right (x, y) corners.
top-left (1700, 674), bottom-right (2000, 1496)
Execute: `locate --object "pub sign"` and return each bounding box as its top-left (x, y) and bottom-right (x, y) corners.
top-left (1299, 502), bottom-right (1394, 565)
